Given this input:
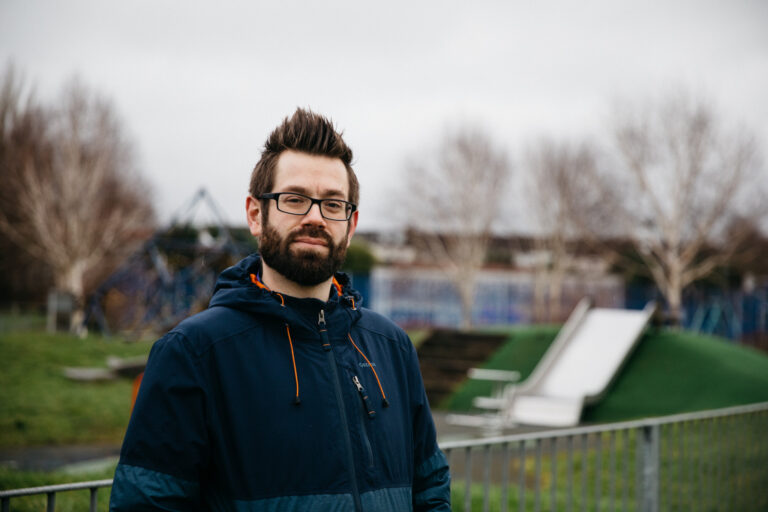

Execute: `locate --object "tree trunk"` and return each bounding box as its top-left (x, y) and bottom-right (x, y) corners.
top-left (457, 276), bottom-right (475, 329)
top-left (664, 277), bottom-right (684, 328)
top-left (57, 260), bottom-right (88, 336)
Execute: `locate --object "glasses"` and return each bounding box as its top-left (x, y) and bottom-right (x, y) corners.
top-left (259, 192), bottom-right (357, 221)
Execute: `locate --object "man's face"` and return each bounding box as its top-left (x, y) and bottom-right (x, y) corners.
top-left (246, 150), bottom-right (358, 286)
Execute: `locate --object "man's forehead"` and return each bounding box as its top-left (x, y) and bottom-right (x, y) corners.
top-left (273, 150), bottom-right (349, 195)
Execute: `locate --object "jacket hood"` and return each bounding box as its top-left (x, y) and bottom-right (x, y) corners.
top-left (209, 253), bottom-right (363, 328)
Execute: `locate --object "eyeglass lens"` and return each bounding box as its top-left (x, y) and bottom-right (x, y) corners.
top-left (277, 194), bottom-right (351, 220)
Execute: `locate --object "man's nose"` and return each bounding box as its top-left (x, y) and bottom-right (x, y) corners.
top-left (302, 202), bottom-right (327, 224)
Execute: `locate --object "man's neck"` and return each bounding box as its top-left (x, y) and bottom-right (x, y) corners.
top-left (259, 261), bottom-right (333, 301)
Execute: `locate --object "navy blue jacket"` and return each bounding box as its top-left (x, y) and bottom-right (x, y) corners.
top-left (110, 254), bottom-right (451, 511)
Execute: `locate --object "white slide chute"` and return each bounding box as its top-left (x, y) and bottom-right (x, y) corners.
top-left (449, 298), bottom-right (656, 430)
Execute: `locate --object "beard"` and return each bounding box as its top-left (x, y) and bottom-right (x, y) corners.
top-left (259, 220), bottom-right (349, 287)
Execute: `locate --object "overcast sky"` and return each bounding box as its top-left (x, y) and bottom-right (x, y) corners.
top-left (2, 0), bottom-right (767, 233)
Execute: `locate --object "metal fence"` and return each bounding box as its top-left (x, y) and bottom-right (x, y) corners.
top-left (441, 402), bottom-right (768, 512)
top-left (0, 479), bottom-right (112, 512)
top-left (1, 403), bottom-right (766, 511)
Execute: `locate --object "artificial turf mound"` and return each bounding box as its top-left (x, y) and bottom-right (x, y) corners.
top-left (442, 326), bottom-right (768, 423)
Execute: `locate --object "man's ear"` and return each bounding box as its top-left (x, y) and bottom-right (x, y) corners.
top-left (346, 209), bottom-right (359, 248)
top-left (245, 196), bottom-right (263, 238)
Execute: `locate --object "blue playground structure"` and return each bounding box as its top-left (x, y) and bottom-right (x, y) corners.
top-left (85, 189), bottom-right (253, 339)
top-left (626, 283), bottom-right (768, 345)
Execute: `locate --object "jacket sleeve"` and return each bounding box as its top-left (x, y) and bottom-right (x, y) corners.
top-left (407, 341), bottom-right (452, 511)
top-left (110, 332), bottom-right (209, 512)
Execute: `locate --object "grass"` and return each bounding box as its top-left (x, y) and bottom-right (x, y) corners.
top-left (442, 326), bottom-right (768, 421)
top-left (0, 329), bottom-right (153, 447)
top-left (0, 311), bottom-right (46, 334)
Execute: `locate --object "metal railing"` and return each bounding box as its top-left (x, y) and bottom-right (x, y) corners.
top-left (441, 401), bottom-right (768, 511)
top-left (1, 403), bottom-right (766, 511)
top-left (0, 479), bottom-right (112, 512)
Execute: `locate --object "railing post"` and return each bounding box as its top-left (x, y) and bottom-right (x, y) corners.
top-left (464, 446), bottom-right (473, 512)
top-left (90, 487), bottom-right (99, 512)
top-left (639, 424), bottom-right (660, 512)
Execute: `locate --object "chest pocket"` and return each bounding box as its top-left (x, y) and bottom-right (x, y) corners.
top-left (339, 362), bottom-right (412, 485)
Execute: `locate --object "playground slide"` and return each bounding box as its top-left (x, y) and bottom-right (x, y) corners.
top-left (508, 298), bottom-right (656, 427)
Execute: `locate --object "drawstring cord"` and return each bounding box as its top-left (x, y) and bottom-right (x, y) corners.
top-left (250, 273), bottom-right (388, 409)
top-left (251, 273), bottom-right (298, 404)
top-left (285, 324), bottom-right (300, 405)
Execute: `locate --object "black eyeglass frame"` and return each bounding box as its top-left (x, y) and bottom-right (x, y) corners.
top-left (258, 192), bottom-right (357, 221)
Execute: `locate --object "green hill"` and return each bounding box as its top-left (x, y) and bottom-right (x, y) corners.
top-left (442, 326), bottom-right (768, 422)
top-left (0, 330), bottom-right (153, 447)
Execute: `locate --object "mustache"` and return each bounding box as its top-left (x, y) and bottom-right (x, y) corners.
top-left (286, 226), bottom-right (333, 246)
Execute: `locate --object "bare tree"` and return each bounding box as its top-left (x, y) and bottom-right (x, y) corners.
top-left (524, 138), bottom-right (606, 322)
top-left (404, 127), bottom-right (511, 328)
top-left (0, 67), bottom-right (56, 305)
top-left (0, 69), bottom-right (155, 331)
top-left (594, 92), bottom-right (765, 324)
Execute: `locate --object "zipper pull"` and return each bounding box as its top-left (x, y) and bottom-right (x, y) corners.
top-left (353, 375), bottom-right (376, 419)
top-left (318, 310), bottom-right (331, 351)
top-left (318, 310), bottom-right (326, 328)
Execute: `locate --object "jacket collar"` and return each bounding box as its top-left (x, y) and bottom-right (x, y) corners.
top-left (209, 254), bottom-right (362, 336)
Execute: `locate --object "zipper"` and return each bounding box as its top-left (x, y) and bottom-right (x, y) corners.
top-left (319, 310), bottom-right (363, 512)
top-left (352, 375), bottom-right (375, 467)
top-left (352, 375), bottom-right (376, 419)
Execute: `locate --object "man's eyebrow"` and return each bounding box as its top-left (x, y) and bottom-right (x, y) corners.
top-left (281, 186), bottom-right (347, 198)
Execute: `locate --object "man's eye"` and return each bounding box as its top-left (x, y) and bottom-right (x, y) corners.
top-left (284, 196), bottom-right (306, 205)
top-left (323, 200), bottom-right (343, 211)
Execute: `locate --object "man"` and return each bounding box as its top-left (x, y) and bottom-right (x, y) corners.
top-left (110, 108), bottom-right (451, 511)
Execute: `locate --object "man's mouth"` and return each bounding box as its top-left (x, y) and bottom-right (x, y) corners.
top-left (292, 237), bottom-right (328, 247)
